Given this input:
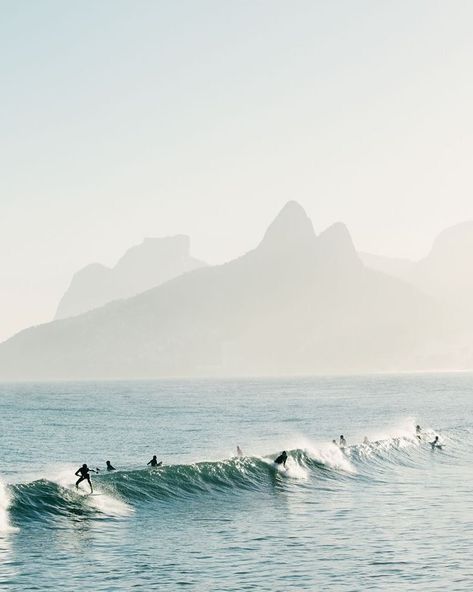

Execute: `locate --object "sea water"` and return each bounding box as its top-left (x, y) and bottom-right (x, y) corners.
top-left (0, 374), bottom-right (472, 591)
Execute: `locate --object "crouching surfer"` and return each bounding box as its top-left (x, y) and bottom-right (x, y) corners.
top-left (274, 451), bottom-right (288, 468)
top-left (147, 455), bottom-right (162, 467)
top-left (430, 436), bottom-right (442, 449)
top-left (75, 463), bottom-right (97, 493)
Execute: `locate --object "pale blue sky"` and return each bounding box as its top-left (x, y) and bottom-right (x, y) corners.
top-left (1, 1), bottom-right (473, 341)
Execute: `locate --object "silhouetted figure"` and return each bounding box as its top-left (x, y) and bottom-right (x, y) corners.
top-left (332, 439), bottom-right (338, 446)
top-left (147, 455), bottom-right (162, 467)
top-left (236, 446), bottom-right (243, 457)
top-left (106, 460), bottom-right (116, 471)
top-left (363, 436), bottom-right (370, 444)
top-left (339, 435), bottom-right (347, 448)
top-left (416, 425), bottom-right (422, 440)
top-left (274, 451), bottom-right (288, 467)
top-left (75, 464), bottom-right (96, 493)
top-left (430, 436), bottom-right (442, 449)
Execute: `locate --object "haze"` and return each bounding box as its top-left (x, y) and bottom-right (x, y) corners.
top-left (2, 1), bottom-right (473, 345)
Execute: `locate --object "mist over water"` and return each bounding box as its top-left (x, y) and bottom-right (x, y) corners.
top-left (0, 374), bottom-right (472, 591)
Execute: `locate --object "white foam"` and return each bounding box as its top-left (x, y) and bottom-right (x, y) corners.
top-left (36, 464), bottom-right (133, 518)
top-left (260, 456), bottom-right (308, 480)
top-left (85, 492), bottom-right (133, 517)
top-left (305, 442), bottom-right (357, 474)
top-left (361, 417), bottom-right (418, 445)
top-left (283, 460), bottom-right (309, 480)
top-left (0, 479), bottom-right (18, 533)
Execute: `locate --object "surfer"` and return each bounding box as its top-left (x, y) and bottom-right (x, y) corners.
top-left (75, 464), bottom-right (96, 493)
top-left (430, 436), bottom-right (441, 449)
top-left (332, 439), bottom-right (338, 446)
top-left (274, 451), bottom-right (288, 468)
top-left (147, 455), bottom-right (162, 467)
top-left (416, 425), bottom-right (422, 440)
top-left (106, 460), bottom-right (116, 471)
top-left (236, 446), bottom-right (243, 457)
top-left (339, 435), bottom-right (347, 448)
top-left (363, 436), bottom-right (370, 444)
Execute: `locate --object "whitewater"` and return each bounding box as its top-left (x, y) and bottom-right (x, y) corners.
top-left (0, 374), bottom-right (472, 591)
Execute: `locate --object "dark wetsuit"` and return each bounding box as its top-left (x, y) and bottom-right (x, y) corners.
top-left (274, 452), bottom-right (288, 467)
top-left (147, 457), bottom-right (161, 467)
top-left (75, 465), bottom-right (93, 491)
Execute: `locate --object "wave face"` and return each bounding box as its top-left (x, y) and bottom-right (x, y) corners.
top-left (5, 421), bottom-right (456, 526)
top-left (1, 376), bottom-right (473, 592)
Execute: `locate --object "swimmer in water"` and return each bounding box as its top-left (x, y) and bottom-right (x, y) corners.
top-left (75, 464), bottom-right (97, 493)
top-left (274, 451), bottom-right (288, 467)
top-left (147, 455), bottom-right (162, 467)
top-left (106, 460), bottom-right (116, 471)
top-left (339, 435), bottom-right (347, 448)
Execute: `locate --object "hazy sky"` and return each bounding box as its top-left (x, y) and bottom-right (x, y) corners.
top-left (1, 0), bottom-right (473, 343)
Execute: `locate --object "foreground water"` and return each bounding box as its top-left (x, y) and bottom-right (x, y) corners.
top-left (0, 374), bottom-right (472, 591)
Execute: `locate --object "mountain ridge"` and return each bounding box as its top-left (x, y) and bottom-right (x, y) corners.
top-left (0, 201), bottom-right (449, 380)
top-left (54, 234), bottom-right (206, 320)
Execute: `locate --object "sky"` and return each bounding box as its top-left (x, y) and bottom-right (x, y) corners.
top-left (1, 0), bottom-right (473, 343)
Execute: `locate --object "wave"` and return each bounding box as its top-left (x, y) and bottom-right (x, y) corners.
top-left (3, 421), bottom-right (453, 528)
top-left (0, 480), bottom-right (18, 533)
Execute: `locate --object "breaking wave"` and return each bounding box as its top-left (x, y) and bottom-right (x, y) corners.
top-left (2, 420), bottom-right (455, 529)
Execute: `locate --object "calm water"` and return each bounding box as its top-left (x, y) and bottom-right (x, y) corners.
top-left (0, 374), bottom-right (472, 591)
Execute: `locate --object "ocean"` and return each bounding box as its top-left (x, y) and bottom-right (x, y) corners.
top-left (0, 374), bottom-right (472, 591)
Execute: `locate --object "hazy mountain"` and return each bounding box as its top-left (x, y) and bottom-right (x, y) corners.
top-left (55, 235), bottom-right (206, 319)
top-left (361, 221), bottom-right (473, 307)
top-left (359, 252), bottom-right (414, 280)
top-left (0, 201), bottom-right (448, 380)
top-left (412, 222), bottom-right (473, 304)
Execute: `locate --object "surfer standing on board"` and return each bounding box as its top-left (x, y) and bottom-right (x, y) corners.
top-left (274, 451), bottom-right (288, 468)
top-left (75, 464), bottom-right (96, 493)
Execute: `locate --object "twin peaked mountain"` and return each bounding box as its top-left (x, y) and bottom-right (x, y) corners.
top-left (0, 201), bottom-right (469, 379)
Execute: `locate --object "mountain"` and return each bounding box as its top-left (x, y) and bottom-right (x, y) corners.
top-left (361, 222), bottom-right (473, 306)
top-left (55, 235), bottom-right (206, 319)
top-left (359, 252), bottom-right (414, 280)
top-left (412, 222), bottom-right (473, 305)
top-left (0, 202), bottom-right (449, 380)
